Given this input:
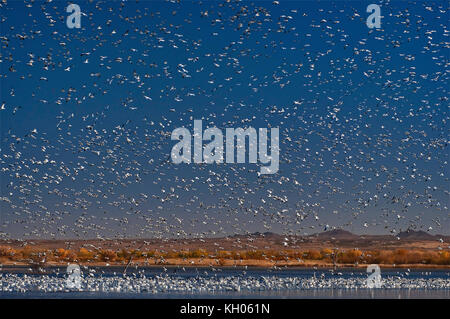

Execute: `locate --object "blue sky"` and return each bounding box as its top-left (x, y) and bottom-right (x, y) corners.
top-left (0, 0), bottom-right (448, 239)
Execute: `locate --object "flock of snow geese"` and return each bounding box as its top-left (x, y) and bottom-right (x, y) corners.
top-left (0, 0), bottom-right (448, 243)
top-left (0, 269), bottom-right (449, 294)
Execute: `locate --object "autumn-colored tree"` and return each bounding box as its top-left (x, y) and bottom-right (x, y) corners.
top-left (55, 248), bottom-right (68, 259)
top-left (304, 250), bottom-right (322, 260)
top-left (338, 249), bottom-right (363, 264)
top-left (20, 247), bottom-right (33, 259)
top-left (78, 248), bottom-right (94, 262)
top-left (98, 249), bottom-right (117, 262)
top-left (0, 246), bottom-right (15, 257)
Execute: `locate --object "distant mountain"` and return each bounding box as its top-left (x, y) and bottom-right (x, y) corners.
top-left (314, 229), bottom-right (359, 240)
top-left (397, 230), bottom-right (436, 240)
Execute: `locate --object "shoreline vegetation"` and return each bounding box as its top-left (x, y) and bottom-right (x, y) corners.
top-left (1, 246), bottom-right (449, 269)
top-left (1, 230), bottom-right (449, 270)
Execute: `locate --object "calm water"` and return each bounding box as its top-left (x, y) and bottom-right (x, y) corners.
top-left (1, 267), bottom-right (449, 298)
